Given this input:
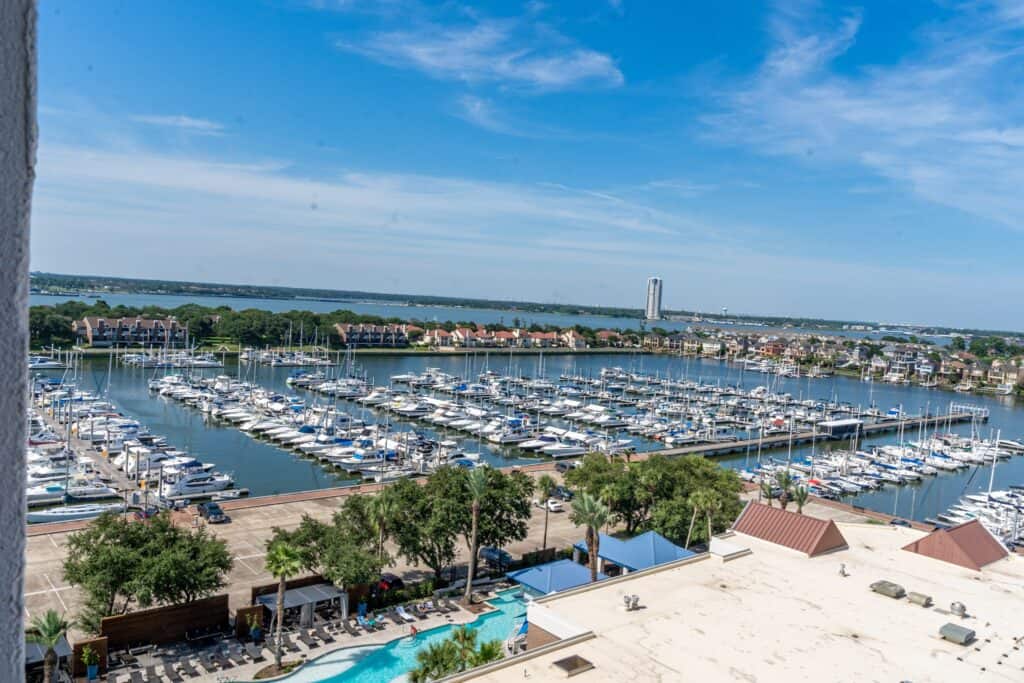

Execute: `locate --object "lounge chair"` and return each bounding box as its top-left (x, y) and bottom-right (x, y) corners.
top-left (356, 615), bottom-right (377, 632)
top-left (341, 619), bottom-right (361, 637)
top-left (129, 671), bottom-right (145, 683)
top-left (212, 651), bottom-right (234, 670)
top-left (313, 623), bottom-right (336, 643)
top-left (440, 596), bottom-right (459, 613)
top-left (144, 664), bottom-right (161, 681)
top-left (163, 663), bottom-right (185, 683)
top-left (297, 628), bottom-right (320, 649)
top-left (197, 652), bottom-right (219, 673)
top-left (226, 647), bottom-right (248, 666)
top-left (177, 658), bottom-right (201, 678)
top-left (395, 605), bottom-right (417, 623)
top-left (386, 607), bottom-right (406, 626)
top-left (281, 633), bottom-right (301, 653)
top-left (245, 642), bottom-right (266, 661)
top-left (412, 603), bottom-right (431, 619)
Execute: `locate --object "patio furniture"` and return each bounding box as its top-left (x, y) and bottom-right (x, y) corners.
top-left (177, 658), bottom-right (201, 678)
top-left (386, 607), bottom-right (406, 626)
top-left (297, 628), bottom-right (319, 649)
top-left (226, 647), bottom-right (248, 666)
top-left (129, 671), bottom-right (145, 683)
top-left (355, 615), bottom-right (375, 632)
top-left (341, 619), bottom-right (362, 637)
top-left (281, 633), bottom-right (301, 653)
top-left (440, 596), bottom-right (459, 612)
top-left (313, 623), bottom-right (336, 643)
top-left (212, 650), bottom-right (235, 669)
top-left (163, 663), bottom-right (186, 683)
top-left (144, 664), bottom-right (160, 681)
top-left (395, 606), bottom-right (417, 623)
top-left (245, 642), bottom-right (266, 661)
top-left (197, 651), bottom-right (219, 673)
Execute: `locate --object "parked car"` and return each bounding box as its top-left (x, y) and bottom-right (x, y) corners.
top-left (197, 501), bottom-right (227, 523)
top-left (545, 499), bottom-right (564, 512)
top-left (552, 485), bottom-right (575, 501)
top-left (479, 546), bottom-right (513, 570)
top-left (554, 460), bottom-right (579, 473)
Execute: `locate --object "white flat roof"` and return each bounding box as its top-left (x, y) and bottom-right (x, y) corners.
top-left (476, 523), bottom-right (1024, 682)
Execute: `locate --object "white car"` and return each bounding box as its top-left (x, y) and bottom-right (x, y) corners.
top-left (545, 498), bottom-right (564, 512)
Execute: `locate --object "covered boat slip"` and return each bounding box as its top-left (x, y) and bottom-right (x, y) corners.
top-left (255, 582), bottom-right (347, 624)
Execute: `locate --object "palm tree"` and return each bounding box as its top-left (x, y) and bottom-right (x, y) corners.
top-left (27, 610), bottom-right (73, 683)
top-left (409, 639), bottom-right (460, 682)
top-left (470, 639), bottom-right (504, 667)
top-left (570, 491), bottom-right (610, 582)
top-left (793, 485), bottom-right (809, 514)
top-left (264, 540), bottom-right (303, 669)
top-left (370, 490), bottom-right (395, 562)
top-left (759, 479), bottom-right (774, 507)
top-left (537, 474), bottom-right (556, 550)
top-left (703, 492), bottom-right (722, 545)
top-left (774, 471), bottom-right (794, 511)
top-left (450, 625), bottom-right (478, 669)
top-left (685, 489), bottom-right (715, 548)
top-left (463, 467), bottom-right (489, 603)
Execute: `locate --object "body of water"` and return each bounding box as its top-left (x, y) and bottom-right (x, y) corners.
top-left (41, 353), bottom-right (1016, 520)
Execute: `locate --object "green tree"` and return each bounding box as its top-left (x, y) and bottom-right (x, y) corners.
top-left (684, 489), bottom-right (716, 549)
top-left (409, 639), bottom-right (460, 682)
top-left (793, 485), bottom-right (809, 514)
top-left (63, 513), bottom-right (232, 633)
top-left (537, 474), bottom-right (557, 549)
top-left (386, 477), bottom-right (459, 582)
top-left (264, 540), bottom-right (304, 669)
top-left (760, 479), bottom-right (774, 507)
top-left (774, 471), bottom-right (795, 511)
top-left (463, 468), bottom-right (488, 602)
top-left (571, 492), bottom-right (611, 582)
top-left (27, 610), bottom-right (73, 683)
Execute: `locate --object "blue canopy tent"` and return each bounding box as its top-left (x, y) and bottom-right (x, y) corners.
top-left (573, 531), bottom-right (694, 574)
top-left (507, 559), bottom-right (608, 595)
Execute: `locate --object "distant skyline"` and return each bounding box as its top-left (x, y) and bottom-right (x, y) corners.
top-left (31, 1), bottom-right (1024, 328)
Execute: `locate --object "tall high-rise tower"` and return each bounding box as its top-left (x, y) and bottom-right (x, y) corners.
top-left (645, 277), bottom-right (663, 320)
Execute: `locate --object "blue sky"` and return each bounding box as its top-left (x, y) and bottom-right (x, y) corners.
top-left (32, 0), bottom-right (1024, 327)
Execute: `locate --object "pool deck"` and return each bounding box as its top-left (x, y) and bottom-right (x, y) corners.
top-left (25, 467), bottom-right (588, 639)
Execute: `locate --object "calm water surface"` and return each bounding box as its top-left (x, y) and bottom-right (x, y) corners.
top-left (46, 353), bottom-right (1018, 521)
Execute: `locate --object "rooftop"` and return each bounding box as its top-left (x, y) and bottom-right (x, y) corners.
top-left (475, 522), bottom-right (1024, 682)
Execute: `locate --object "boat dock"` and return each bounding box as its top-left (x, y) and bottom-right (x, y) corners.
top-left (653, 411), bottom-right (985, 459)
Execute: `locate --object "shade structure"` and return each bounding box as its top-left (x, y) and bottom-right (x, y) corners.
top-left (255, 582), bottom-right (346, 613)
top-left (508, 559), bottom-right (607, 595)
top-left (25, 636), bottom-right (72, 666)
top-left (572, 531), bottom-right (695, 571)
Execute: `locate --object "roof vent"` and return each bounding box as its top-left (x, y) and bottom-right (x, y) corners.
top-left (950, 601), bottom-right (967, 617)
top-left (907, 592), bottom-right (933, 607)
top-left (939, 622), bottom-right (976, 645)
top-left (552, 655), bottom-right (595, 677)
top-left (870, 580), bottom-right (906, 599)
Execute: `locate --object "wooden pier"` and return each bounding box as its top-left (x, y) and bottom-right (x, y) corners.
top-left (653, 411), bottom-right (985, 459)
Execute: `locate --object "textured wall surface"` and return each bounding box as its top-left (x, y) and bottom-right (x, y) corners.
top-left (0, 1), bottom-right (35, 680)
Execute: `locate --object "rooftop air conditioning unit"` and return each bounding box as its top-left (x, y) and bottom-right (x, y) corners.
top-left (870, 580), bottom-right (906, 599)
top-left (907, 592), bottom-right (933, 607)
top-left (939, 622), bottom-right (976, 645)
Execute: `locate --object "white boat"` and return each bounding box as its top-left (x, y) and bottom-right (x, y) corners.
top-left (26, 481), bottom-right (118, 506)
top-left (160, 471), bottom-right (234, 497)
top-left (27, 502), bottom-right (125, 524)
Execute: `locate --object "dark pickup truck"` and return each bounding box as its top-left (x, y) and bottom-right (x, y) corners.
top-left (197, 501), bottom-right (227, 523)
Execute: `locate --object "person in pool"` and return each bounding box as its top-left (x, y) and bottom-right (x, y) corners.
top-left (409, 625), bottom-right (418, 637)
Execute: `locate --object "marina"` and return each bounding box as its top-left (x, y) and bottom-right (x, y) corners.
top-left (25, 352), bottom-right (1024, 541)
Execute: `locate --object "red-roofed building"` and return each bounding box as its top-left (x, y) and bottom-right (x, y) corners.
top-left (902, 520), bottom-right (1009, 571)
top-left (731, 501), bottom-right (849, 557)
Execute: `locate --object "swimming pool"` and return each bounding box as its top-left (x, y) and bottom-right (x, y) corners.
top-left (272, 590), bottom-right (527, 683)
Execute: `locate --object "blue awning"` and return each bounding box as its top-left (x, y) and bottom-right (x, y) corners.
top-left (507, 559), bottom-right (606, 595)
top-left (572, 531), bottom-right (694, 571)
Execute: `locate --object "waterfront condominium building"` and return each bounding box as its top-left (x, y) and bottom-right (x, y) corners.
top-left (645, 277), bottom-right (663, 320)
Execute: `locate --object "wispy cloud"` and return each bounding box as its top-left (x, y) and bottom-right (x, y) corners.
top-left (129, 114), bottom-right (225, 135)
top-left (337, 16), bottom-right (623, 91)
top-left (703, 2), bottom-right (1024, 230)
top-left (454, 95), bottom-right (521, 136)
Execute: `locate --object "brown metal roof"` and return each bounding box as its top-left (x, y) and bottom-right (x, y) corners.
top-left (731, 501), bottom-right (848, 557)
top-left (902, 519), bottom-right (1008, 571)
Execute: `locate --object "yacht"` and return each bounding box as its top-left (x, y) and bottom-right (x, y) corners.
top-left (160, 471), bottom-right (234, 498)
top-left (27, 502), bottom-right (125, 524)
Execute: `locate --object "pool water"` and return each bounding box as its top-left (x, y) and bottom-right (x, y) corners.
top-left (274, 590), bottom-right (528, 683)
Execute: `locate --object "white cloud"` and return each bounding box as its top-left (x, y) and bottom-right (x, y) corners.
top-left (703, 3), bottom-right (1024, 230)
top-left (129, 114), bottom-right (225, 135)
top-left (338, 17), bottom-right (623, 90)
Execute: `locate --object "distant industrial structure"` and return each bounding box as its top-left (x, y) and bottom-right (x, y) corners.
top-left (645, 277), bottom-right (663, 320)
